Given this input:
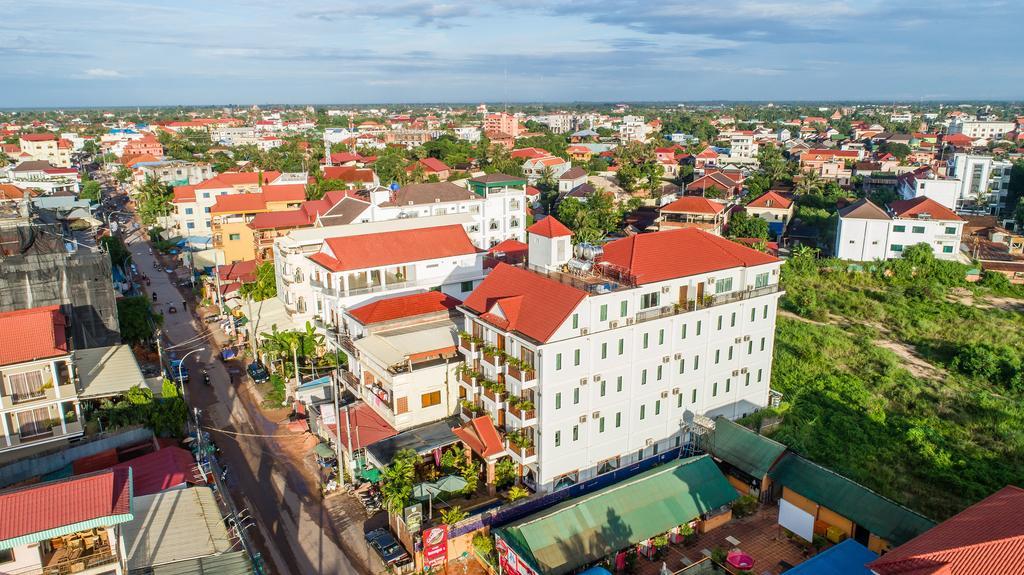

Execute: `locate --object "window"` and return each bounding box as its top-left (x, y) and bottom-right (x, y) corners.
top-left (760, 337), bottom-right (766, 351)
top-left (912, 226), bottom-right (925, 234)
top-left (615, 412), bottom-right (622, 428)
top-left (421, 391), bottom-right (441, 408)
top-left (0, 549), bottom-right (13, 564)
top-left (715, 277), bottom-right (733, 293)
top-left (555, 431), bottom-right (561, 447)
top-left (747, 341), bottom-right (753, 354)
top-left (555, 392), bottom-right (562, 409)
top-left (717, 315), bottom-right (723, 330)
top-left (693, 355), bottom-right (700, 370)
top-left (942, 245), bottom-right (954, 253)
top-left (679, 359), bottom-right (685, 374)
top-left (556, 353), bottom-right (562, 370)
top-left (17, 407), bottom-right (51, 438)
top-left (725, 378), bottom-right (731, 393)
top-left (599, 417), bottom-right (605, 433)
top-left (712, 382), bottom-right (718, 396)
top-left (681, 324), bottom-right (687, 339)
top-left (755, 272), bottom-right (770, 288)
top-left (572, 425), bottom-right (579, 441)
top-left (574, 349), bottom-right (580, 366)
top-left (460, 281), bottom-right (474, 292)
top-left (677, 394), bottom-right (683, 408)
top-left (891, 244), bottom-right (904, 252)
top-left (714, 350), bottom-right (720, 364)
top-left (8, 370), bottom-right (45, 402)
top-left (757, 368), bottom-right (763, 382)
top-left (187, 222), bottom-right (195, 229)
top-left (730, 312), bottom-right (736, 327)
top-left (228, 233), bottom-right (241, 241)
top-left (618, 339), bottom-right (624, 355)
top-left (655, 400), bottom-right (661, 415)
top-left (893, 225), bottom-right (906, 232)
top-left (573, 388), bottom-right (580, 404)
top-left (185, 207), bottom-right (194, 215)
top-left (691, 389), bottom-right (697, 403)
top-left (616, 376), bottom-right (623, 392)
top-left (764, 305), bottom-right (768, 319)
top-left (600, 380), bottom-right (606, 397)
top-left (745, 372), bottom-right (751, 386)
top-left (601, 342), bottom-right (608, 359)
top-left (658, 329), bottom-right (664, 345)
top-left (944, 226), bottom-right (957, 235)
top-left (620, 301), bottom-right (628, 317)
top-left (204, 206), bottom-right (211, 213)
top-left (751, 308), bottom-right (756, 322)
top-left (641, 369), bottom-right (647, 385)
top-left (696, 320), bottom-right (702, 336)
top-left (572, 314), bottom-right (579, 329)
top-left (656, 365), bottom-right (663, 381)
top-left (600, 304), bottom-right (608, 321)
top-left (641, 292), bottom-right (660, 309)
top-left (643, 333), bottom-right (649, 349)
top-left (640, 405), bottom-right (646, 420)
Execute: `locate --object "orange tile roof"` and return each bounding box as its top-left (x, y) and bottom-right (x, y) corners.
top-left (0, 305), bottom-right (67, 366)
top-left (210, 192), bottom-right (269, 213)
top-left (526, 216), bottom-right (572, 238)
top-left (746, 190), bottom-right (794, 209)
top-left (463, 263), bottom-right (587, 343)
top-left (453, 416), bottom-right (505, 459)
top-left (171, 185), bottom-right (196, 203)
top-left (890, 196), bottom-right (962, 222)
top-left (194, 171), bottom-right (282, 190)
top-left (311, 225), bottom-right (478, 272)
top-left (869, 485), bottom-right (1024, 575)
top-left (660, 196), bottom-right (725, 215)
top-left (19, 133), bottom-right (56, 142)
top-left (348, 291), bottom-right (461, 326)
top-left (599, 228), bottom-right (779, 285)
top-left (0, 468), bottom-right (132, 544)
top-left (248, 209), bottom-right (312, 230)
top-left (0, 183), bottom-right (34, 200)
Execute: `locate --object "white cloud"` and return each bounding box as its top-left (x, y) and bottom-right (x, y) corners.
top-left (72, 67), bottom-right (123, 79)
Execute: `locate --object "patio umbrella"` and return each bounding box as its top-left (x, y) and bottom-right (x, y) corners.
top-left (434, 475), bottom-right (468, 494)
top-left (412, 482), bottom-right (443, 501)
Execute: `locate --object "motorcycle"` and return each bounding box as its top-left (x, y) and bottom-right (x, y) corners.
top-left (202, 370), bottom-right (211, 386)
top-left (152, 292), bottom-right (158, 302)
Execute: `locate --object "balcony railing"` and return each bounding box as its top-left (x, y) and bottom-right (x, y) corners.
top-left (634, 284), bottom-right (781, 326)
top-left (506, 365), bottom-right (536, 385)
top-left (42, 546), bottom-right (118, 575)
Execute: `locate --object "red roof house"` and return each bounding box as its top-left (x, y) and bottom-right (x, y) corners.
top-left (310, 225), bottom-right (478, 272)
top-left (453, 416), bottom-right (505, 459)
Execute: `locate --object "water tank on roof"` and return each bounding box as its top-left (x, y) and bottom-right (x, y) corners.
top-left (566, 258), bottom-right (593, 275)
top-left (574, 242), bottom-right (604, 260)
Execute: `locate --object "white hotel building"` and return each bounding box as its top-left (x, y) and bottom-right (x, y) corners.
top-left (456, 218), bottom-right (784, 493)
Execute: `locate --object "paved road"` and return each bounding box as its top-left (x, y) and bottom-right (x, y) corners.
top-left (123, 231), bottom-right (365, 575)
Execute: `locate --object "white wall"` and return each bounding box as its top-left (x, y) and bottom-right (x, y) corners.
top-left (0, 543), bottom-right (42, 575)
top-left (835, 217), bottom-right (890, 261)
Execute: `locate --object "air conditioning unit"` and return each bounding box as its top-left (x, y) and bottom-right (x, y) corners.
top-left (645, 438), bottom-right (654, 446)
top-left (662, 356), bottom-right (670, 363)
top-left (592, 411), bottom-right (601, 418)
top-left (610, 320), bottom-right (619, 328)
top-left (735, 337), bottom-right (743, 344)
top-left (661, 306), bottom-right (671, 314)
top-left (581, 328), bottom-right (589, 335)
top-left (593, 374), bottom-right (601, 382)
top-left (743, 335), bottom-right (751, 341)
top-left (660, 391), bottom-right (669, 399)
top-left (580, 378), bottom-right (588, 385)
top-left (672, 388), bottom-right (680, 395)
top-left (625, 318), bottom-right (634, 325)
top-left (740, 368), bottom-right (748, 374)
top-left (732, 370), bottom-right (740, 376)
top-left (661, 286), bottom-right (670, 294)
top-left (707, 277), bottom-right (716, 284)
top-left (579, 415), bottom-right (588, 423)
top-left (674, 352), bottom-right (682, 360)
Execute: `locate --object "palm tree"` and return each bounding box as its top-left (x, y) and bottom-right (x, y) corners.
top-left (794, 169), bottom-right (823, 196)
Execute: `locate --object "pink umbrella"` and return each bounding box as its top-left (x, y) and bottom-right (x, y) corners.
top-left (726, 550), bottom-right (754, 570)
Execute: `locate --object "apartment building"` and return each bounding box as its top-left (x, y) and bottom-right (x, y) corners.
top-left (133, 160), bottom-right (214, 188)
top-left (483, 113), bottom-right (520, 138)
top-left (896, 166), bottom-right (961, 211)
top-left (835, 197), bottom-right (964, 261)
top-left (210, 184), bottom-right (306, 263)
top-left (169, 171), bottom-right (295, 237)
top-left (948, 119), bottom-right (1015, 140)
top-left (17, 134), bottom-right (72, 168)
top-left (0, 305), bottom-right (83, 456)
top-left (457, 221), bottom-right (783, 492)
top-left (728, 130), bottom-right (758, 159)
top-left (618, 115), bottom-right (652, 143)
top-left (521, 156), bottom-right (571, 184)
top-left (947, 153), bottom-right (1013, 214)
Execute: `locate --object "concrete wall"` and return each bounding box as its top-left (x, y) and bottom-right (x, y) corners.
top-left (0, 426), bottom-right (153, 487)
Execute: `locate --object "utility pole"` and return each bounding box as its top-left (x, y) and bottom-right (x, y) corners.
top-left (289, 340), bottom-right (299, 406)
top-left (332, 378), bottom-right (344, 490)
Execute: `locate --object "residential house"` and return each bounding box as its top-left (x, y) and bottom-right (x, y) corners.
top-left (121, 135), bottom-right (163, 159)
top-left (210, 184), bottom-right (306, 263)
top-left (249, 191), bottom-right (372, 260)
top-left (510, 148), bottom-right (550, 161)
top-left (728, 130), bottom-right (758, 160)
top-left (407, 158), bottom-right (450, 181)
top-left (17, 134), bottom-right (72, 168)
top-left (693, 148), bottom-right (720, 172)
top-left (835, 197), bottom-right (964, 261)
top-left (133, 160), bottom-right (214, 188)
top-left (744, 191), bottom-right (795, 239)
top-left (522, 156), bottom-right (571, 184)
top-left (557, 167), bottom-right (588, 194)
top-left (685, 171), bottom-right (742, 199)
top-left (7, 161), bottom-right (79, 195)
top-left (867, 485), bottom-right (1024, 575)
top-left (658, 196), bottom-right (728, 235)
top-left (618, 115), bottom-right (651, 143)
top-left (458, 224), bottom-right (783, 492)
top-left (169, 171), bottom-right (291, 238)
top-left (321, 166), bottom-right (379, 189)
top-left (566, 145), bottom-right (593, 163)
top-left (798, 149), bottom-right (861, 183)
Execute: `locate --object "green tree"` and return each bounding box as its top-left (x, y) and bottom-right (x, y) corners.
top-left (100, 235), bottom-right (132, 268)
top-left (380, 449), bottom-right (418, 513)
top-left (726, 211), bottom-right (770, 240)
top-left (881, 142), bottom-right (913, 161)
top-left (116, 296), bottom-right (160, 344)
top-left (114, 165), bottom-right (133, 185)
top-left (136, 176), bottom-right (174, 227)
top-left (614, 142), bottom-right (664, 195)
top-left (556, 189), bottom-right (622, 243)
top-left (239, 262), bottom-right (277, 302)
top-left (79, 175), bottom-right (102, 203)
top-left (373, 149), bottom-right (409, 186)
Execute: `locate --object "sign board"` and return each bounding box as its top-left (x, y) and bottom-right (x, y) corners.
top-left (422, 525), bottom-right (448, 568)
top-left (404, 503), bottom-right (423, 535)
top-left (778, 498), bottom-right (814, 542)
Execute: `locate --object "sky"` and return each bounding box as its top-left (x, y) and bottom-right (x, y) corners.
top-left (2, 0), bottom-right (1022, 107)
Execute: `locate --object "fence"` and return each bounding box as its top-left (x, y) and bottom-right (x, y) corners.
top-left (0, 426), bottom-right (153, 488)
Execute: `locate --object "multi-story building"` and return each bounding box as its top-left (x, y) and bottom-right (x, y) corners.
top-left (457, 221), bottom-right (783, 492)
top-left (947, 153), bottom-right (1013, 215)
top-left (6, 161), bottom-right (79, 195)
top-left (728, 130), bottom-right (758, 159)
top-left (744, 191), bottom-right (795, 239)
top-left (0, 305), bottom-right (83, 455)
top-left (210, 184), bottom-right (306, 263)
top-left (169, 171), bottom-right (294, 238)
top-left (133, 160), bottom-right (214, 188)
top-left (835, 197), bottom-right (964, 261)
top-left (484, 113), bottom-right (520, 138)
top-left (531, 114), bottom-right (573, 134)
top-left (798, 149), bottom-right (861, 183)
top-left (948, 119), bottom-right (1015, 140)
top-left (658, 196), bottom-right (728, 235)
top-left (897, 166), bottom-right (961, 211)
top-left (17, 134), bottom-right (72, 168)
top-left (521, 156), bottom-right (571, 184)
top-left (618, 115), bottom-right (651, 143)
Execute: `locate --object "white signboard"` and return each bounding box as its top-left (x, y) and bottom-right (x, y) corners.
top-left (778, 498), bottom-right (814, 542)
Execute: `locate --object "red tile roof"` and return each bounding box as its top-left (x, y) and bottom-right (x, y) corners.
top-left (488, 239), bottom-right (529, 255)
top-left (194, 171), bottom-right (282, 190)
top-left (210, 192), bottom-right (268, 213)
top-left (0, 468), bottom-right (132, 544)
top-left (217, 259), bottom-right (259, 282)
top-left (453, 416), bottom-right (505, 459)
top-left (599, 228), bottom-right (779, 285)
top-left (527, 216), bottom-right (573, 238)
top-left (746, 190), bottom-right (794, 209)
top-left (0, 305), bottom-right (67, 366)
top-left (463, 263), bottom-right (587, 343)
top-left (660, 196), bottom-right (725, 215)
top-left (19, 133), bottom-right (56, 142)
top-left (510, 147), bottom-right (550, 159)
top-left (942, 133), bottom-right (974, 146)
top-left (326, 402), bottom-right (397, 451)
top-left (890, 196), bottom-right (962, 221)
top-left (109, 447), bottom-right (200, 497)
top-left (171, 185), bottom-right (196, 203)
top-left (248, 209), bottom-right (313, 230)
top-left (312, 225), bottom-right (478, 272)
top-left (322, 166), bottom-right (376, 182)
top-left (417, 157), bottom-right (450, 173)
top-left (869, 485), bottom-right (1024, 575)
top-left (348, 291), bottom-right (461, 326)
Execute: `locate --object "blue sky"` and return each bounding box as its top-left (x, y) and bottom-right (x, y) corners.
top-left (2, 0), bottom-right (1022, 107)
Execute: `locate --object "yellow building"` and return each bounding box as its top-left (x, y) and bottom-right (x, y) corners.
top-left (210, 184), bottom-right (306, 263)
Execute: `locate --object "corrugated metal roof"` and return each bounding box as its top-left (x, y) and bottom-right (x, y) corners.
top-left (708, 416), bottom-right (787, 479)
top-left (122, 487), bottom-right (233, 571)
top-left (149, 550), bottom-right (253, 575)
top-left (768, 454), bottom-right (935, 545)
top-left (76, 344), bottom-right (147, 399)
top-left (496, 455), bottom-right (738, 575)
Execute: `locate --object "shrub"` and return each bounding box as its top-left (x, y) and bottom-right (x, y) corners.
top-left (731, 494), bottom-right (758, 518)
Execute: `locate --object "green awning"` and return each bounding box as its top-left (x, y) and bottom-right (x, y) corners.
top-left (768, 454), bottom-right (935, 545)
top-left (707, 416), bottom-right (787, 479)
top-left (495, 455), bottom-right (738, 575)
top-left (312, 443), bottom-right (336, 458)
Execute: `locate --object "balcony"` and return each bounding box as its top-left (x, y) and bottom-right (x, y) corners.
top-left (635, 284), bottom-right (781, 326)
top-left (506, 364), bottom-right (536, 389)
top-left (506, 398), bottom-right (536, 426)
top-left (481, 348), bottom-right (504, 369)
top-left (40, 527), bottom-right (117, 575)
top-left (505, 432), bottom-right (537, 465)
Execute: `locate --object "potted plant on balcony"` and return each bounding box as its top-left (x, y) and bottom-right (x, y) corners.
top-left (506, 429), bottom-right (533, 451)
top-left (481, 344), bottom-right (500, 363)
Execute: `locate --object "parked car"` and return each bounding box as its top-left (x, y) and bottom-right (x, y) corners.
top-left (247, 361), bottom-right (270, 384)
top-left (365, 529), bottom-right (410, 567)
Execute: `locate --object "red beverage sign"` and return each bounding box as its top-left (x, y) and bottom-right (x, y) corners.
top-left (423, 525), bottom-right (449, 567)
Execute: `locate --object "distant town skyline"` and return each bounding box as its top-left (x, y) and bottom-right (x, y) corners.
top-left (3, 0), bottom-right (1022, 108)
